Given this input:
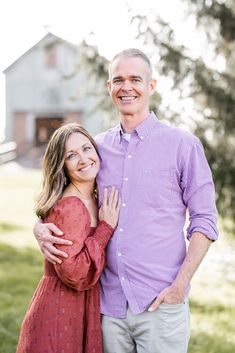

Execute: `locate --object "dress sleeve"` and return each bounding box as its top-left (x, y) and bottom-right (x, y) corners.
top-left (51, 197), bottom-right (114, 291)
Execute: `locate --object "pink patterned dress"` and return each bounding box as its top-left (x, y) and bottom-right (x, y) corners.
top-left (16, 196), bottom-right (113, 353)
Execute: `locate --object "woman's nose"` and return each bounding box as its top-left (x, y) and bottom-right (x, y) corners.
top-left (78, 154), bottom-right (87, 164)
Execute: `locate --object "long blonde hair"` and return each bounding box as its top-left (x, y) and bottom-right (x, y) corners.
top-left (35, 123), bottom-right (99, 219)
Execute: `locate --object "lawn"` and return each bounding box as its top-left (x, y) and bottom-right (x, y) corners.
top-left (0, 162), bottom-right (235, 353)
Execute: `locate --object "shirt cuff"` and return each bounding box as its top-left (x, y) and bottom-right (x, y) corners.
top-left (187, 220), bottom-right (218, 241)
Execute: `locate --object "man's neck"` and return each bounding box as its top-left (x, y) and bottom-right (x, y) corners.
top-left (120, 111), bottom-right (150, 133)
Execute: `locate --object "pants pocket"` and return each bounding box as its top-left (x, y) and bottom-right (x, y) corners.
top-left (159, 301), bottom-right (190, 352)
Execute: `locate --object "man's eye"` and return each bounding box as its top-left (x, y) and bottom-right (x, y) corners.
top-left (132, 79), bottom-right (140, 82)
top-left (113, 80), bottom-right (122, 84)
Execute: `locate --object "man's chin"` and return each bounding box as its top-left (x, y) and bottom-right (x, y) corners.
top-left (118, 106), bottom-right (136, 115)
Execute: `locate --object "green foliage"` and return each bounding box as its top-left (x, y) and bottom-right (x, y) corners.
top-left (77, 2), bottom-right (235, 231)
top-left (1, 241), bottom-right (235, 353)
top-left (79, 41), bottom-right (119, 126)
top-left (188, 0), bottom-right (235, 42)
top-left (0, 243), bottom-right (43, 353)
top-left (0, 164), bottom-right (234, 352)
top-left (131, 1), bottom-right (235, 233)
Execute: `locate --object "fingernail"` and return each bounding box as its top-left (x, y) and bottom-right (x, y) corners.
top-left (148, 307), bottom-right (153, 312)
top-left (58, 260), bottom-right (62, 264)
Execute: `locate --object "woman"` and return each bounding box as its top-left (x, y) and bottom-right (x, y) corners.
top-left (16, 123), bottom-right (120, 353)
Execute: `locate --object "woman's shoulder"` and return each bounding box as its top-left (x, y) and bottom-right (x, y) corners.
top-left (55, 196), bottom-right (88, 214)
top-left (56, 195), bottom-right (84, 206)
top-left (45, 196), bottom-right (89, 223)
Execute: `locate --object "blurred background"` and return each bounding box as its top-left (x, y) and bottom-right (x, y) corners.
top-left (0, 0), bottom-right (235, 352)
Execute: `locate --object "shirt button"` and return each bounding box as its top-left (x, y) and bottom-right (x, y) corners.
top-left (119, 228), bottom-right (123, 232)
top-left (124, 177), bottom-right (128, 181)
top-left (128, 155), bottom-right (132, 159)
top-left (122, 203), bottom-right (126, 207)
top-left (121, 276), bottom-right (125, 281)
top-left (117, 252), bottom-right (122, 256)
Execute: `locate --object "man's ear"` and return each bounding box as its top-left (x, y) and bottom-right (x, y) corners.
top-left (106, 80), bottom-right (111, 94)
top-left (149, 79), bottom-right (157, 96)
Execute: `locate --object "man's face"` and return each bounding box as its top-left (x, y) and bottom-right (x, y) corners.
top-left (107, 56), bottom-right (156, 117)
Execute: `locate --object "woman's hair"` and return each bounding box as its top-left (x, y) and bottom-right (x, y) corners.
top-left (35, 123), bottom-right (98, 219)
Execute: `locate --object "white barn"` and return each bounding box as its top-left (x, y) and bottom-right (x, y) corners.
top-left (4, 32), bottom-right (110, 153)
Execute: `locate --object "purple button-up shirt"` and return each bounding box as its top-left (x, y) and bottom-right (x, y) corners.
top-left (95, 112), bottom-right (218, 318)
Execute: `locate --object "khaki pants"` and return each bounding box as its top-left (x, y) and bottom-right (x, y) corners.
top-left (102, 300), bottom-right (190, 353)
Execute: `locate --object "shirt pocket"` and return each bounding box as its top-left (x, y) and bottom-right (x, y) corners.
top-left (140, 169), bottom-right (174, 207)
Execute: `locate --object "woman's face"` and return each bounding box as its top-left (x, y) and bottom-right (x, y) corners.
top-left (64, 132), bottom-right (100, 184)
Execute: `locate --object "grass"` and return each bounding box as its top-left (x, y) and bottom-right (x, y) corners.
top-left (0, 162), bottom-right (41, 248)
top-left (0, 162), bottom-right (235, 353)
top-left (0, 243), bottom-right (43, 353)
top-left (188, 236), bottom-right (235, 353)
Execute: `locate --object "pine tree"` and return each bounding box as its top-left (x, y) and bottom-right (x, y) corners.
top-left (80, 1), bottom-right (235, 232)
top-left (131, 0), bottom-right (235, 232)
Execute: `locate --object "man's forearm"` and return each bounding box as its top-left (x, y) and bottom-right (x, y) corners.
top-left (33, 218), bottom-right (43, 238)
top-left (173, 232), bottom-right (212, 294)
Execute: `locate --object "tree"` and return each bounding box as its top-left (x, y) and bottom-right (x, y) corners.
top-left (79, 41), bottom-right (118, 128)
top-left (131, 0), bottom-right (235, 232)
top-left (80, 1), bottom-right (235, 232)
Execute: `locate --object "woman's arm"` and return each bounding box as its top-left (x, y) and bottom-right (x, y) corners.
top-left (52, 197), bottom-right (114, 291)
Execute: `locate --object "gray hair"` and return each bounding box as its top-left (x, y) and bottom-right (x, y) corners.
top-left (109, 48), bottom-right (152, 79)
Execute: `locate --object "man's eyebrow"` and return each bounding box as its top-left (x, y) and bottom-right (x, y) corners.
top-left (112, 76), bottom-right (123, 81)
top-left (129, 75), bottom-right (142, 80)
top-left (112, 75), bottom-right (143, 80)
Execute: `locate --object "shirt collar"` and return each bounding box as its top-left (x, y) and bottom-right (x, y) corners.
top-left (116, 123), bottom-right (126, 143)
top-left (134, 112), bottom-right (158, 141)
top-left (116, 112), bottom-right (158, 143)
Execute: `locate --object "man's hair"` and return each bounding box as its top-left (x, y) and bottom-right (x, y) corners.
top-left (109, 48), bottom-right (152, 79)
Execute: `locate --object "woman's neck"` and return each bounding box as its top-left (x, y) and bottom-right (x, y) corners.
top-left (68, 181), bottom-right (95, 200)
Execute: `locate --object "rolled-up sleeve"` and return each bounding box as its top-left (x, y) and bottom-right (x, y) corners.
top-left (181, 137), bottom-right (218, 241)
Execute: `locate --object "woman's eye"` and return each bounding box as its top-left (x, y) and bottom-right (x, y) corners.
top-left (84, 146), bottom-right (91, 152)
top-left (67, 153), bottom-right (76, 159)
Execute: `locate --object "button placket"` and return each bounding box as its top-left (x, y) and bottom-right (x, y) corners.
top-left (116, 136), bottom-right (137, 290)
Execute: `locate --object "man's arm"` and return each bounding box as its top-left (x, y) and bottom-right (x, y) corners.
top-left (34, 219), bottom-right (72, 264)
top-left (149, 136), bottom-right (218, 311)
top-left (148, 231), bottom-right (212, 311)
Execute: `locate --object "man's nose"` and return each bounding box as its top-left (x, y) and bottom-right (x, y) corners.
top-left (121, 79), bottom-right (132, 90)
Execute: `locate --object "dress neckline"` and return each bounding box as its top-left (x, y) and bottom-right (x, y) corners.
top-left (57, 196), bottom-right (98, 228)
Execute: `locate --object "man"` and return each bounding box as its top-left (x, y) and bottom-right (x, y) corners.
top-left (34, 49), bottom-right (218, 353)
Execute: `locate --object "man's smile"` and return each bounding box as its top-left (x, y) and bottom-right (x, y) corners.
top-left (118, 96), bottom-right (138, 101)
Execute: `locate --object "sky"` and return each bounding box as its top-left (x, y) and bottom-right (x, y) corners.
top-left (0, 0), bottom-right (211, 142)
